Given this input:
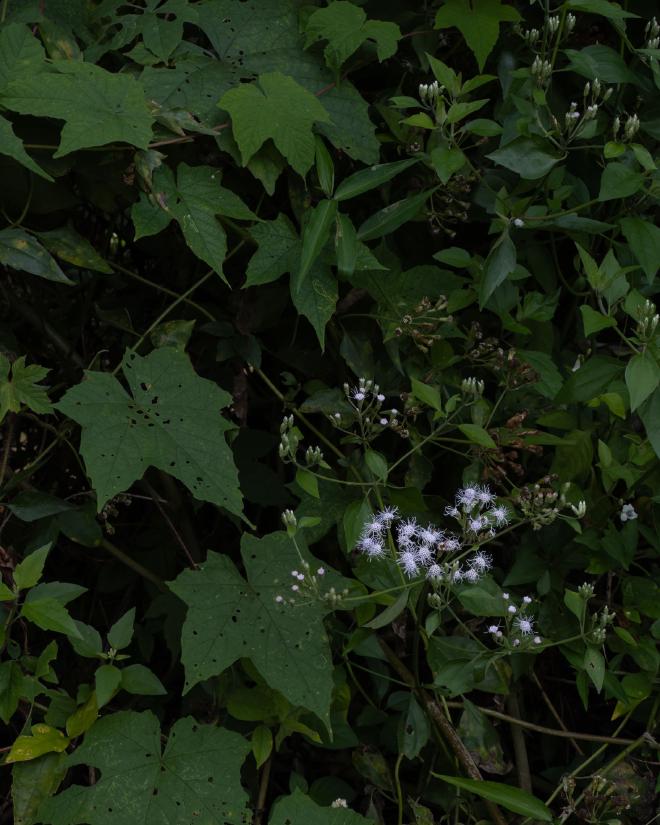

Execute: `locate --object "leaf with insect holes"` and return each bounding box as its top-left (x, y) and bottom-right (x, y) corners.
top-left (38, 712), bottom-right (250, 825)
top-left (55, 347), bottom-right (242, 515)
top-left (169, 531), bottom-right (336, 725)
top-left (3, 61), bottom-right (153, 157)
top-left (270, 788), bottom-right (372, 824)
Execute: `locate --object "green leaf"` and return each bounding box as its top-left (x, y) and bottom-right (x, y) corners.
top-left (434, 0), bottom-right (521, 71)
top-left (583, 646), bottom-right (605, 692)
top-left (0, 115), bottom-right (52, 180)
top-left (445, 100), bottom-right (488, 125)
top-left (107, 608), bottom-right (135, 650)
top-left (295, 467), bottom-right (320, 499)
top-left (3, 61), bottom-right (153, 157)
top-left (13, 546), bottom-right (50, 590)
top-left (36, 227), bottom-right (112, 274)
top-left (430, 146), bottom-right (466, 184)
top-left (0, 355), bottom-right (52, 424)
top-left (580, 305), bottom-right (616, 336)
top-left (270, 788), bottom-right (371, 824)
top-left (487, 137), bottom-right (562, 180)
top-left (0, 24), bottom-right (46, 95)
top-left (120, 664), bottom-right (166, 696)
top-left (334, 157), bottom-right (418, 201)
top-left (0, 662), bottom-right (23, 723)
top-left (20, 598), bottom-right (81, 638)
top-left (335, 214), bottom-right (359, 277)
top-left (620, 217), bottom-right (660, 282)
top-left (245, 214), bottom-right (299, 287)
top-left (640, 388), bottom-right (660, 459)
top-left (169, 532), bottom-right (335, 724)
top-left (435, 775), bottom-right (552, 821)
top-left (566, 0), bottom-right (638, 20)
top-left (304, 1), bottom-right (400, 70)
top-left (154, 163), bottom-right (256, 282)
top-left (299, 199), bottom-right (338, 283)
top-left (94, 665), bottom-right (122, 708)
top-left (564, 44), bottom-right (639, 84)
top-left (315, 136), bottom-right (335, 197)
top-left (6, 725), bottom-right (69, 765)
top-left (39, 712), bottom-right (251, 825)
top-left (290, 259), bottom-right (338, 349)
top-left (399, 695), bottom-right (429, 760)
top-left (410, 378), bottom-right (442, 411)
top-left (564, 589), bottom-right (585, 624)
top-left (219, 71), bottom-right (331, 176)
top-left (625, 353), bottom-right (660, 412)
top-left (12, 753), bottom-right (66, 825)
top-left (251, 725), bottom-right (273, 769)
top-left (357, 189), bottom-right (433, 241)
top-left (458, 424), bottom-right (496, 448)
top-left (479, 232), bottom-right (516, 307)
top-left (363, 589), bottom-right (409, 629)
top-left (68, 622), bottom-right (103, 659)
top-left (598, 163), bottom-right (645, 201)
top-left (55, 347), bottom-right (242, 515)
top-left (0, 229), bottom-right (71, 284)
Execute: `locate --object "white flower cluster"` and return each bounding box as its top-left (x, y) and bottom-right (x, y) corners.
top-left (487, 592), bottom-right (542, 648)
top-left (356, 502), bottom-right (498, 585)
top-left (444, 484), bottom-right (509, 536)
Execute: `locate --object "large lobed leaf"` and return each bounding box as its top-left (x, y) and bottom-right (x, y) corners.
top-left (39, 712), bottom-right (251, 825)
top-left (169, 531), bottom-right (335, 724)
top-left (55, 347), bottom-right (242, 515)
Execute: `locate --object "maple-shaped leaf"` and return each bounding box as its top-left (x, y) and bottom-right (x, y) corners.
top-left (169, 531), bottom-right (336, 724)
top-left (244, 214), bottom-right (299, 287)
top-left (0, 116), bottom-right (52, 180)
top-left (0, 355), bottom-right (52, 424)
top-left (435, 0), bottom-right (521, 71)
top-left (3, 61), bottom-right (153, 157)
top-left (304, 0), bottom-right (401, 71)
top-left (131, 162), bottom-right (256, 281)
top-left (270, 788), bottom-right (372, 824)
top-left (38, 712), bottom-right (251, 825)
top-left (219, 71), bottom-right (331, 176)
top-left (55, 347), bottom-right (242, 515)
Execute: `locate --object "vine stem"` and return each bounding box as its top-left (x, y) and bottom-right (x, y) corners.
top-left (378, 639), bottom-right (508, 825)
top-left (253, 755), bottom-right (272, 825)
top-left (100, 538), bottom-right (167, 592)
top-left (0, 413), bottom-right (16, 489)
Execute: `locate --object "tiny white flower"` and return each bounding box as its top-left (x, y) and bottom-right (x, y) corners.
top-left (515, 615), bottom-right (534, 635)
top-left (522, 595), bottom-right (532, 604)
top-left (427, 563), bottom-right (443, 581)
top-left (390, 408), bottom-right (398, 415)
top-left (452, 568), bottom-right (464, 583)
top-left (317, 567), bottom-right (325, 576)
top-left (502, 592), bottom-right (510, 600)
top-left (353, 390), bottom-right (366, 402)
top-left (377, 393), bottom-right (385, 402)
top-left (416, 545), bottom-right (434, 566)
top-left (358, 536), bottom-right (385, 558)
top-left (507, 604), bottom-right (517, 614)
top-left (291, 584), bottom-right (299, 592)
top-left (376, 505), bottom-right (399, 525)
top-left (442, 536), bottom-right (461, 553)
top-left (444, 505), bottom-right (460, 518)
top-left (496, 630), bottom-right (503, 638)
top-left (364, 518), bottom-right (384, 535)
top-left (470, 551), bottom-right (492, 573)
top-left (533, 636), bottom-right (542, 645)
top-left (477, 485), bottom-right (495, 505)
top-left (398, 550), bottom-right (419, 578)
top-left (397, 518), bottom-right (419, 542)
top-left (420, 526), bottom-right (442, 545)
top-left (513, 217), bottom-right (525, 228)
top-left (333, 412), bottom-right (341, 420)
top-left (275, 595), bottom-right (284, 603)
top-left (379, 418), bottom-right (388, 425)
top-left (468, 517), bottom-right (484, 533)
top-left (620, 503), bottom-right (637, 522)
top-left (291, 570), bottom-right (299, 577)
top-left (489, 505), bottom-right (509, 526)
top-left (512, 638), bottom-right (520, 647)
top-left (487, 624), bottom-right (500, 634)
top-left (331, 799), bottom-right (348, 809)
top-left (464, 567), bottom-right (480, 583)
top-left (457, 486), bottom-right (478, 508)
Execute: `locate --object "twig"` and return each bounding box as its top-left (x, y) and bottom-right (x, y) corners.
top-left (507, 692), bottom-right (533, 793)
top-left (100, 538), bottom-right (167, 592)
top-left (140, 480), bottom-right (199, 569)
top-left (253, 755), bottom-right (272, 825)
top-left (378, 639), bottom-right (508, 825)
top-left (0, 413), bottom-right (16, 489)
top-left (532, 672), bottom-right (584, 754)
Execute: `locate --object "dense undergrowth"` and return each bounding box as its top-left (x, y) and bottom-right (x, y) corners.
top-left (0, 0), bottom-right (659, 823)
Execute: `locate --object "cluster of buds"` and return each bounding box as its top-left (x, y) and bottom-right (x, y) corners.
top-left (590, 605), bottom-right (615, 644)
top-left (279, 415), bottom-right (326, 468)
top-left (565, 13), bottom-right (577, 33)
top-left (330, 378), bottom-right (405, 440)
top-left (461, 377), bottom-right (485, 398)
top-left (394, 295), bottom-right (452, 352)
top-left (99, 494), bottom-right (131, 535)
top-left (419, 80), bottom-right (442, 106)
top-left (516, 477), bottom-right (561, 529)
top-left (274, 557), bottom-right (346, 607)
top-left (613, 113), bottom-right (640, 142)
top-left (634, 298), bottom-right (659, 343)
top-left (487, 592), bottom-right (542, 649)
top-left (531, 55), bottom-right (553, 86)
top-left (644, 16), bottom-right (659, 49)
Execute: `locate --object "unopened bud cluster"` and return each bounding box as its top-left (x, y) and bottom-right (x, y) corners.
top-left (419, 80), bottom-right (442, 106)
top-left (634, 298), bottom-right (659, 342)
top-left (279, 415), bottom-right (325, 468)
top-left (589, 605), bottom-right (615, 644)
top-left (531, 55), bottom-right (553, 86)
top-left (644, 17), bottom-right (659, 49)
top-left (613, 113), bottom-right (640, 142)
top-left (461, 377), bottom-right (485, 398)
